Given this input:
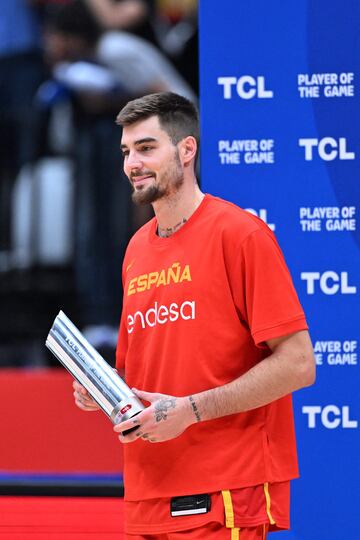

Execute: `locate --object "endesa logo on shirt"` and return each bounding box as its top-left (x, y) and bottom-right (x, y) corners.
top-left (126, 261), bottom-right (196, 333)
top-left (127, 300), bottom-right (196, 334)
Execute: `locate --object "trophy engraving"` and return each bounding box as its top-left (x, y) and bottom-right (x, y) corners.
top-left (46, 310), bottom-right (144, 434)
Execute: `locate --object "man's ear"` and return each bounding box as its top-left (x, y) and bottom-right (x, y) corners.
top-left (179, 136), bottom-right (197, 166)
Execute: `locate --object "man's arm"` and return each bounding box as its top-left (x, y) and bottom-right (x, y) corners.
top-left (193, 329), bottom-right (315, 421)
top-left (114, 330), bottom-right (315, 443)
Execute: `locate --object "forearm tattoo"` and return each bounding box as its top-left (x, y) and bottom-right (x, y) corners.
top-left (189, 395), bottom-right (201, 422)
top-left (154, 398), bottom-right (177, 422)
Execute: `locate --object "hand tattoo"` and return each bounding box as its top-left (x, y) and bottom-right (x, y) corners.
top-left (154, 398), bottom-right (177, 422)
top-left (189, 395), bottom-right (201, 422)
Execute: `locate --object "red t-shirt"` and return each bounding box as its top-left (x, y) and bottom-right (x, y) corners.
top-left (116, 194), bottom-right (308, 502)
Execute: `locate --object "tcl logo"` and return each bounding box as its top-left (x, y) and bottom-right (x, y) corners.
top-left (245, 208), bottom-right (275, 231)
top-left (301, 271), bottom-right (357, 295)
top-left (299, 137), bottom-right (355, 161)
top-left (120, 404), bottom-right (132, 415)
top-left (302, 405), bottom-right (358, 429)
top-left (217, 76), bottom-right (273, 99)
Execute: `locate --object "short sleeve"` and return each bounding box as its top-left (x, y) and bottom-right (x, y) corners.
top-left (232, 229), bottom-right (308, 346)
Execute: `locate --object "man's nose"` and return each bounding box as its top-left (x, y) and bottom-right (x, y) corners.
top-left (126, 151), bottom-right (143, 170)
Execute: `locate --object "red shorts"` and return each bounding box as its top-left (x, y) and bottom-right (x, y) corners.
top-left (124, 482), bottom-right (290, 536)
top-left (126, 522), bottom-right (269, 540)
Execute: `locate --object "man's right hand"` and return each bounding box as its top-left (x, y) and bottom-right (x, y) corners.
top-left (73, 380), bottom-right (100, 411)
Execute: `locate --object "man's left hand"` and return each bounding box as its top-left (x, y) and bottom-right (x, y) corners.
top-left (113, 389), bottom-right (194, 443)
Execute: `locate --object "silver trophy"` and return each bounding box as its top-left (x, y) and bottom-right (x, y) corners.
top-left (46, 310), bottom-right (144, 434)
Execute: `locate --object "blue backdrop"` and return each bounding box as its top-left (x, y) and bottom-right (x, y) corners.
top-left (199, 1), bottom-right (359, 538)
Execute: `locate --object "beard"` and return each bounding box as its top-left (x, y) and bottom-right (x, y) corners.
top-left (131, 180), bottom-right (165, 205)
top-left (130, 150), bottom-right (184, 205)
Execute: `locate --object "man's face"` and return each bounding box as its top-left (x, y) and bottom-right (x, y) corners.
top-left (121, 116), bottom-right (184, 205)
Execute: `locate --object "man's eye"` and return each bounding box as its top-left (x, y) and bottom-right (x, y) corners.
top-left (141, 146), bottom-right (153, 152)
top-left (122, 151), bottom-right (129, 157)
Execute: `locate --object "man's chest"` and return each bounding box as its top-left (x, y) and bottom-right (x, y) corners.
top-left (122, 239), bottom-right (236, 335)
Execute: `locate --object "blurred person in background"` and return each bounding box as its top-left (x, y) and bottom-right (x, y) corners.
top-left (0, 0), bottom-right (198, 366)
top-left (82, 0), bottom-right (199, 93)
top-left (44, 1), bottom-right (195, 104)
top-left (41, 0), bottom-right (195, 353)
top-left (83, 0), bottom-right (159, 47)
top-left (0, 0), bottom-right (50, 367)
top-left (156, 0), bottom-right (198, 93)
top-left (0, 0), bottom-right (45, 272)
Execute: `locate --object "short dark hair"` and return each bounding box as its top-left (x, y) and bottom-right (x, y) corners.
top-left (116, 92), bottom-right (200, 150)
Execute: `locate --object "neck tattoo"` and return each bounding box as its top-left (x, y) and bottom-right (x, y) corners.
top-left (158, 218), bottom-right (187, 238)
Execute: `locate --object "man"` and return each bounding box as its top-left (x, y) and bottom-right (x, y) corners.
top-left (74, 92), bottom-right (315, 540)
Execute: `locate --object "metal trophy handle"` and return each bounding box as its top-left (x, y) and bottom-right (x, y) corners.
top-left (46, 310), bottom-right (144, 434)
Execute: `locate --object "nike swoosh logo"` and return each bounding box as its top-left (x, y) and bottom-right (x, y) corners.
top-left (126, 260), bottom-right (135, 272)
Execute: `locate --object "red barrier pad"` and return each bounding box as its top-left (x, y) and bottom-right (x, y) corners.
top-left (0, 369), bottom-right (123, 474)
top-left (0, 496), bottom-right (124, 538)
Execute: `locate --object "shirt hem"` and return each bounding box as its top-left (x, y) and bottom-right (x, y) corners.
top-left (125, 516), bottom-right (290, 535)
top-left (123, 473), bottom-right (299, 502)
top-left (252, 315), bottom-right (308, 346)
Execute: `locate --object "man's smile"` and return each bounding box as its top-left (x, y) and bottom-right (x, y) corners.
top-left (131, 174), bottom-right (155, 187)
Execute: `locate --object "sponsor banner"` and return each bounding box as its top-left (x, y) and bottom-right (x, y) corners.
top-left (314, 339), bottom-right (358, 366)
top-left (300, 270), bottom-right (357, 295)
top-left (299, 206), bottom-right (356, 232)
top-left (217, 76), bottom-right (273, 100)
top-left (302, 405), bottom-right (358, 429)
top-left (297, 72), bottom-right (355, 98)
top-left (298, 137), bottom-right (355, 161)
top-left (218, 138), bottom-right (275, 165)
top-left (245, 208), bottom-right (275, 231)
top-left (200, 1), bottom-right (360, 538)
